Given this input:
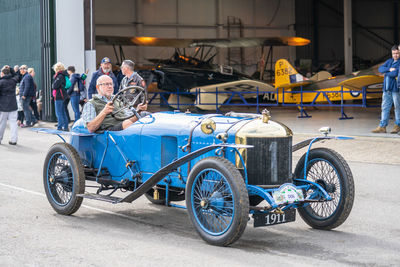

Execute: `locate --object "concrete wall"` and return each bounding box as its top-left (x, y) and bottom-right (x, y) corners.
top-left (55, 0), bottom-right (85, 73)
top-left (94, 0), bottom-right (297, 76)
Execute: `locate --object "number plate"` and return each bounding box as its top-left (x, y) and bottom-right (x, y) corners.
top-left (253, 209), bottom-right (296, 228)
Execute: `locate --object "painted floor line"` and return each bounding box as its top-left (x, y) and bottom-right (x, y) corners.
top-left (0, 182), bottom-right (134, 220)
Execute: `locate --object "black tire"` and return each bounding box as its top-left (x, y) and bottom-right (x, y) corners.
top-left (43, 143), bottom-right (85, 215)
top-left (294, 148), bottom-right (354, 230)
top-left (186, 157), bottom-right (249, 246)
top-left (145, 187), bottom-right (185, 205)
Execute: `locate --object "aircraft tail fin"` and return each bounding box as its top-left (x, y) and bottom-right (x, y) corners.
top-left (275, 59), bottom-right (307, 88)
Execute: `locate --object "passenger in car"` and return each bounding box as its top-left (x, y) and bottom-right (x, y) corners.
top-left (81, 75), bottom-right (147, 133)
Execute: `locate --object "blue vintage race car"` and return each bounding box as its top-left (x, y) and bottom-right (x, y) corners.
top-left (38, 86), bottom-right (355, 246)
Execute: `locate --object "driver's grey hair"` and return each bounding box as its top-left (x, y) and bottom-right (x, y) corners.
top-left (121, 60), bottom-right (135, 71)
top-left (96, 74), bottom-right (113, 86)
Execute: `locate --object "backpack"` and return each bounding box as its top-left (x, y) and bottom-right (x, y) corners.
top-left (64, 75), bottom-right (71, 89)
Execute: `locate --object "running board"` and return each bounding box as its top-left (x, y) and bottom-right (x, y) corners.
top-left (77, 193), bottom-right (122, 203)
top-left (119, 144), bottom-right (249, 204)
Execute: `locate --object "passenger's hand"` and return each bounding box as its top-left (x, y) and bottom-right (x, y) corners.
top-left (137, 101), bottom-right (148, 111)
top-left (102, 102), bottom-right (114, 115)
top-left (22, 96), bottom-right (26, 100)
top-left (390, 67), bottom-right (396, 72)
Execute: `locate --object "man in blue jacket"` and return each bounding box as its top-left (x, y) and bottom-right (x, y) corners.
top-left (88, 57), bottom-right (118, 99)
top-left (373, 45), bottom-right (400, 133)
top-left (19, 65), bottom-right (37, 127)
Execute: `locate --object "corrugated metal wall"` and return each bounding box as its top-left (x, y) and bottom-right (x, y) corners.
top-left (0, 0), bottom-right (42, 89)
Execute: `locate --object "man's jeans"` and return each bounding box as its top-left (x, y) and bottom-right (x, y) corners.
top-left (55, 100), bottom-right (69, 130)
top-left (380, 90), bottom-right (400, 127)
top-left (70, 95), bottom-right (81, 121)
top-left (22, 96), bottom-right (34, 126)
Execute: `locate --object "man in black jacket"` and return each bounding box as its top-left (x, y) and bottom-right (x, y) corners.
top-left (0, 66), bottom-right (19, 145)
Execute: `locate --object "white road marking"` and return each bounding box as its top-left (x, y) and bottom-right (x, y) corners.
top-left (0, 182), bottom-right (134, 220)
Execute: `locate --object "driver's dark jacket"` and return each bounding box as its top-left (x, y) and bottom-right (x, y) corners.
top-left (84, 95), bottom-right (124, 131)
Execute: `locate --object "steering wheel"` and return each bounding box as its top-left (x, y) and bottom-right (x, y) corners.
top-left (111, 86), bottom-right (147, 121)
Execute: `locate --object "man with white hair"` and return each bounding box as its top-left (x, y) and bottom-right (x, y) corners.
top-left (88, 57), bottom-right (118, 99)
top-left (82, 75), bottom-right (147, 133)
top-left (19, 65), bottom-right (37, 127)
top-left (119, 59), bottom-right (147, 109)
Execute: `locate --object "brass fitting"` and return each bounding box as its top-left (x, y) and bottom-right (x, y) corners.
top-left (262, 109), bottom-right (271, 123)
top-left (153, 189), bottom-right (160, 200)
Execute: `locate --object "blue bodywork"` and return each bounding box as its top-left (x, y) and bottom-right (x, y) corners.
top-left (68, 112), bottom-right (249, 189)
top-left (35, 110), bottom-right (349, 212)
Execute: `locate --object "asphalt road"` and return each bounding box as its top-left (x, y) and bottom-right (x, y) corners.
top-left (0, 125), bottom-right (399, 266)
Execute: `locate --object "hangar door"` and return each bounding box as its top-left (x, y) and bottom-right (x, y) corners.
top-left (0, 0), bottom-right (42, 89)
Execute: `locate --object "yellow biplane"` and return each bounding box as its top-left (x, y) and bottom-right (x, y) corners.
top-left (273, 59), bottom-right (383, 103)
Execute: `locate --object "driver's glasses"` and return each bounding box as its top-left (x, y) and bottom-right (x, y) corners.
top-left (99, 82), bottom-right (113, 87)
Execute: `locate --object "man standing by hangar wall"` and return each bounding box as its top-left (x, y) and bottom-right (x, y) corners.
top-left (88, 57), bottom-right (118, 99)
top-left (372, 45), bottom-right (400, 134)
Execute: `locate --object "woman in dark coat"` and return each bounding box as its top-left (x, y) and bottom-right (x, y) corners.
top-left (0, 66), bottom-right (19, 145)
top-left (52, 62), bottom-right (69, 131)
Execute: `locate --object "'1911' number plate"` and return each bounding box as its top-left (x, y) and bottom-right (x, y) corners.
top-left (253, 209), bottom-right (296, 228)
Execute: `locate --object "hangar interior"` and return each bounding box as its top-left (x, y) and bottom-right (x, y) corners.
top-left (93, 0), bottom-right (398, 77)
top-left (94, 0), bottom-right (297, 78)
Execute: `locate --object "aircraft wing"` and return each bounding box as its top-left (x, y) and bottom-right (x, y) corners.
top-left (187, 80), bottom-right (275, 110)
top-left (338, 75), bottom-right (383, 91)
top-left (96, 36), bottom-right (310, 48)
top-left (275, 81), bottom-right (313, 89)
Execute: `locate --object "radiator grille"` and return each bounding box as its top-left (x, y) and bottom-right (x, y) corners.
top-left (245, 136), bottom-right (292, 185)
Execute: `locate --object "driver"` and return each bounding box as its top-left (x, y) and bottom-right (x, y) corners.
top-left (82, 75), bottom-right (147, 133)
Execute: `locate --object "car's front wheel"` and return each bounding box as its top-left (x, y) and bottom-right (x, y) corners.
top-left (186, 157), bottom-right (249, 246)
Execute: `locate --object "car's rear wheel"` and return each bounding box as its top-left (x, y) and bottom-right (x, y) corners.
top-left (294, 148), bottom-right (354, 230)
top-left (43, 143), bottom-right (85, 215)
top-left (186, 157), bottom-right (248, 246)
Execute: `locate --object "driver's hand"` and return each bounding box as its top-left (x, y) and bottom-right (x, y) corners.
top-left (102, 102), bottom-right (114, 115)
top-left (137, 101), bottom-right (148, 111)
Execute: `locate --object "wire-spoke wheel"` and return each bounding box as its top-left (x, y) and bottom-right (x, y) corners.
top-left (294, 148), bottom-right (354, 230)
top-left (43, 143), bottom-right (85, 215)
top-left (186, 157), bottom-right (248, 246)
